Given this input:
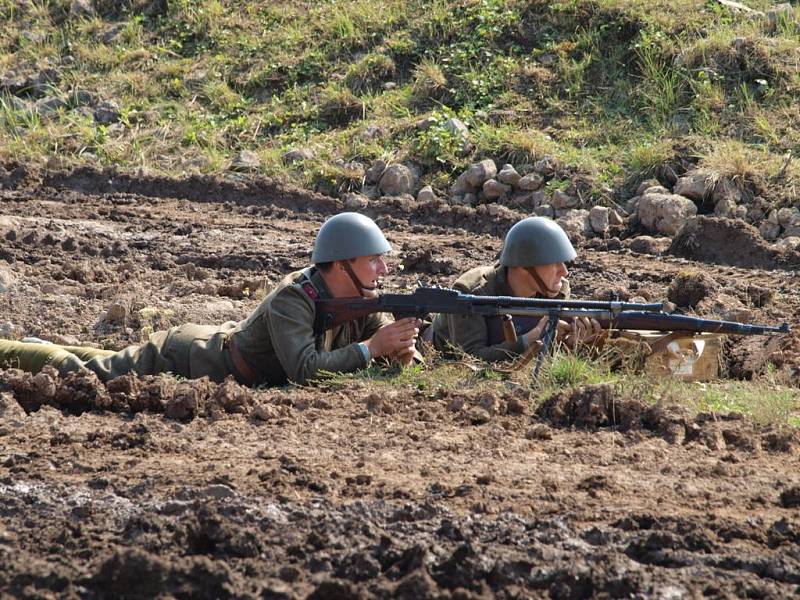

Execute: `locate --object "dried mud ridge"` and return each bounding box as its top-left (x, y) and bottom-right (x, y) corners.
top-left (2, 369), bottom-right (798, 454)
top-left (3, 163), bottom-right (799, 270)
top-left (2, 379), bottom-right (800, 599)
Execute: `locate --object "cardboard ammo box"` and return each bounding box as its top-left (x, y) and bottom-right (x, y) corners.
top-left (638, 332), bottom-right (725, 382)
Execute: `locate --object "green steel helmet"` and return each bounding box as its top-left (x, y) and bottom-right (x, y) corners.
top-left (311, 212), bottom-right (392, 263)
top-left (499, 216), bottom-right (577, 267)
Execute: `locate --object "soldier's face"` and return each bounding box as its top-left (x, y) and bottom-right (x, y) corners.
top-left (349, 254), bottom-right (388, 295)
top-left (532, 262), bottom-right (568, 297)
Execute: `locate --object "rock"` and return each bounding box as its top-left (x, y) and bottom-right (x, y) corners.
top-left (20, 31), bottom-right (47, 44)
top-left (69, 89), bottom-right (93, 107)
top-left (552, 189), bottom-right (579, 210)
top-left (1, 69), bottom-right (59, 98)
top-left (637, 192), bottom-right (698, 236)
top-left (556, 209), bottom-right (592, 239)
top-left (538, 53), bottom-right (557, 66)
top-left (463, 192), bottom-right (478, 206)
top-left (342, 193), bottom-right (369, 210)
top-left (32, 96), bottom-right (67, 116)
top-left (464, 159), bottom-right (497, 188)
top-left (758, 209), bottom-right (781, 240)
top-left (251, 403), bottom-right (278, 420)
top-left (776, 237), bottom-right (800, 251)
top-left (0, 392), bottom-right (26, 421)
top-left (414, 116), bottom-right (438, 130)
top-left (636, 179), bottom-right (660, 196)
top-left (282, 148), bottom-right (315, 164)
top-left (589, 206), bottom-right (610, 234)
top-left (105, 299), bottom-right (129, 324)
top-left (442, 117), bottom-right (470, 154)
top-left (625, 195), bottom-right (642, 215)
top-left (101, 23), bottom-right (127, 44)
top-left (509, 190), bottom-right (543, 208)
top-left (93, 100), bottom-right (121, 124)
top-left (482, 179), bottom-right (511, 200)
top-left (535, 204), bottom-right (554, 218)
top-left (379, 164), bottom-right (417, 196)
top-left (777, 207), bottom-right (800, 227)
top-left (734, 205), bottom-right (748, 220)
top-left (624, 236), bottom-right (671, 255)
top-left (204, 484), bottom-right (236, 500)
top-left (0, 321), bottom-right (19, 338)
top-left (229, 150), bottom-right (261, 172)
top-left (416, 185), bottom-right (437, 203)
top-left (713, 177), bottom-right (742, 207)
top-left (497, 164), bottom-right (521, 186)
top-left (608, 209), bottom-right (625, 226)
top-left (360, 124), bottom-right (384, 141)
top-left (674, 171), bottom-right (715, 202)
top-left (533, 155), bottom-right (558, 176)
top-left (364, 160), bottom-right (386, 184)
top-left (449, 171), bottom-right (473, 196)
top-left (782, 224), bottom-right (800, 238)
top-left (70, 0), bottom-right (96, 17)
top-left (483, 203), bottom-right (512, 218)
top-left (360, 184), bottom-right (380, 200)
top-left (516, 172), bottom-right (544, 191)
top-left (0, 267), bottom-right (14, 293)
top-left (714, 196), bottom-right (737, 218)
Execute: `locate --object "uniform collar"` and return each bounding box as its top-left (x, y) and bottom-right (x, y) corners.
top-left (493, 265), bottom-right (515, 297)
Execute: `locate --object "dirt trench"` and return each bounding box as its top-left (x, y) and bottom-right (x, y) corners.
top-left (1, 169), bottom-right (799, 598)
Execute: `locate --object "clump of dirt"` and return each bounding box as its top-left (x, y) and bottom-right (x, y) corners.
top-left (667, 270), bottom-right (719, 309)
top-left (669, 216), bottom-right (800, 270)
top-left (728, 329), bottom-right (800, 383)
top-left (400, 247), bottom-right (455, 275)
top-left (0, 367), bottom-right (254, 419)
top-left (534, 384), bottom-right (798, 452)
top-left (536, 383), bottom-right (663, 431)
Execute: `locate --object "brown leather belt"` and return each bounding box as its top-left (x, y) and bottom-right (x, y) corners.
top-left (226, 335), bottom-right (257, 387)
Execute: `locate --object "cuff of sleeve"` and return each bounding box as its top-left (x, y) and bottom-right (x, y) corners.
top-left (520, 334), bottom-right (530, 350)
top-left (357, 342), bottom-right (371, 365)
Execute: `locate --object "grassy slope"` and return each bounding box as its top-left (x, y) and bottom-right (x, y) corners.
top-left (1, 0), bottom-right (799, 201)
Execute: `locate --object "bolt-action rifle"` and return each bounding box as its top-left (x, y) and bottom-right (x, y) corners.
top-left (313, 287), bottom-right (790, 374)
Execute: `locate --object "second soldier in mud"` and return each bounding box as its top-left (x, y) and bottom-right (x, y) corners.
top-left (430, 216), bottom-right (602, 362)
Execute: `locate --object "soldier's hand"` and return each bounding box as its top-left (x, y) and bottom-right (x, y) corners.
top-left (391, 348), bottom-right (417, 367)
top-left (562, 317), bottom-right (604, 349)
top-left (525, 316), bottom-right (571, 344)
top-left (365, 318), bottom-right (420, 359)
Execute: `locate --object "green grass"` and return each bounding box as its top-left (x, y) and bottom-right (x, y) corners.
top-left (0, 0), bottom-right (798, 202)
top-left (307, 347), bottom-right (799, 428)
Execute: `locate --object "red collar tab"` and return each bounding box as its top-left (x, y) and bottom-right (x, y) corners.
top-left (301, 281), bottom-right (318, 300)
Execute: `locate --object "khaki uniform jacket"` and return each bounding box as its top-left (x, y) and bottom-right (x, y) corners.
top-left (9, 268), bottom-right (391, 386)
top-left (229, 268), bottom-right (391, 386)
top-left (431, 265), bottom-right (570, 362)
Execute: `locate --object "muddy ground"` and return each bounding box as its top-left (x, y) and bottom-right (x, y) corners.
top-left (1, 167), bottom-right (799, 599)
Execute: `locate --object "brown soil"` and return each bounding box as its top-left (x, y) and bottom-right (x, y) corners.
top-left (1, 166), bottom-right (799, 599)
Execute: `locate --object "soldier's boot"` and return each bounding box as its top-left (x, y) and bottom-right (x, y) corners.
top-left (0, 339), bottom-right (87, 377)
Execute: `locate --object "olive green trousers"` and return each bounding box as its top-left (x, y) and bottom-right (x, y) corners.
top-left (0, 323), bottom-right (237, 383)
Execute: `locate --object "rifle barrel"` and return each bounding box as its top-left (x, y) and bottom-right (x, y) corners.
top-left (600, 312), bottom-right (790, 335)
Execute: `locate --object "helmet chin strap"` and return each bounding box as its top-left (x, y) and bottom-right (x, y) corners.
top-left (343, 261), bottom-right (376, 296)
top-left (524, 266), bottom-right (558, 297)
